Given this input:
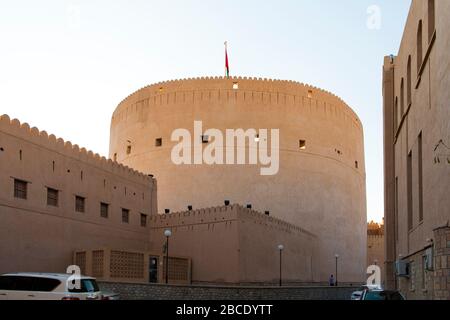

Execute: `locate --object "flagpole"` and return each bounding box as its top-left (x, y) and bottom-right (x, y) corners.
top-left (224, 41), bottom-right (229, 79)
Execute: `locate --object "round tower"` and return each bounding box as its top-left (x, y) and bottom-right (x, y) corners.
top-left (109, 77), bottom-right (367, 282)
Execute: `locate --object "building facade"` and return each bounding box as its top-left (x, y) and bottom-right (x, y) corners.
top-left (383, 0), bottom-right (450, 299)
top-left (367, 221), bottom-right (385, 286)
top-left (110, 77), bottom-right (367, 283)
top-left (0, 114), bottom-right (157, 275)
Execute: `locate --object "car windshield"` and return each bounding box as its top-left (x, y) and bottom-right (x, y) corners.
top-left (68, 279), bottom-right (99, 293)
top-left (364, 291), bottom-right (385, 300)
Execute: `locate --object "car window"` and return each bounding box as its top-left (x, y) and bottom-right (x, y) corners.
top-left (11, 276), bottom-right (35, 291)
top-left (387, 291), bottom-right (404, 300)
top-left (68, 279), bottom-right (100, 293)
top-left (33, 277), bottom-right (61, 292)
top-left (0, 276), bottom-right (15, 290)
top-left (364, 291), bottom-right (385, 300)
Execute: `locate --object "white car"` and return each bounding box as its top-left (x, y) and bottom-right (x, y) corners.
top-left (0, 272), bottom-right (103, 300)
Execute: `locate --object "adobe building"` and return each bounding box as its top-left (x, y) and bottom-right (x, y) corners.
top-left (383, 0), bottom-right (450, 299)
top-left (110, 77), bottom-right (367, 283)
top-left (367, 221), bottom-right (385, 286)
top-left (0, 114), bottom-right (157, 275)
top-left (0, 114), bottom-right (318, 285)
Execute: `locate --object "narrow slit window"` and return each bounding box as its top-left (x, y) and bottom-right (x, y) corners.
top-left (155, 138), bottom-right (162, 147)
top-left (122, 209), bottom-right (130, 223)
top-left (126, 145), bottom-right (132, 155)
top-left (140, 213), bottom-right (147, 227)
top-left (299, 140), bottom-right (306, 150)
top-left (100, 202), bottom-right (109, 218)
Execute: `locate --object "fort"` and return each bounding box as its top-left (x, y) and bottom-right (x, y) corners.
top-left (0, 76), bottom-right (367, 285)
top-left (110, 76), bottom-right (367, 283)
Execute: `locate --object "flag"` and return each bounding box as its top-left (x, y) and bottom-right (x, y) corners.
top-left (225, 41), bottom-right (230, 79)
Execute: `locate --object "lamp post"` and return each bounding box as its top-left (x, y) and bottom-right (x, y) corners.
top-left (335, 254), bottom-right (339, 286)
top-left (278, 245), bottom-right (284, 286)
top-left (164, 229), bottom-right (172, 284)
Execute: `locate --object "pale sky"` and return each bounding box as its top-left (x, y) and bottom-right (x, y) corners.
top-left (0, 0), bottom-right (411, 223)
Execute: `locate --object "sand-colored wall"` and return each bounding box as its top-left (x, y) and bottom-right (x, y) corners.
top-left (0, 114), bottom-right (157, 275)
top-left (110, 77), bottom-right (367, 282)
top-left (149, 204), bottom-right (318, 285)
top-left (383, 0), bottom-right (450, 295)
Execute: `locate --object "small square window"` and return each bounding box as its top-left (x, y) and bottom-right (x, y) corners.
top-left (155, 138), bottom-right (162, 147)
top-left (100, 202), bottom-right (109, 218)
top-left (299, 140), bottom-right (306, 150)
top-left (47, 188), bottom-right (59, 207)
top-left (14, 179), bottom-right (27, 199)
top-left (140, 213), bottom-right (147, 227)
top-left (122, 208), bottom-right (130, 223)
top-left (233, 82), bottom-right (239, 90)
top-left (201, 135), bottom-right (209, 144)
top-left (75, 196), bottom-right (85, 213)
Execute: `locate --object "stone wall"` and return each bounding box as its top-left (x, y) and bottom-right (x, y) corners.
top-left (98, 281), bottom-right (356, 300)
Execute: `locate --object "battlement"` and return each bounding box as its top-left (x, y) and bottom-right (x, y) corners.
top-left (0, 114), bottom-right (153, 185)
top-left (112, 76), bottom-right (362, 130)
top-left (150, 203), bottom-right (316, 238)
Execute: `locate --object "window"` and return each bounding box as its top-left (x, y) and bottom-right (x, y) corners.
top-left (122, 208), bottom-right (129, 223)
top-left (113, 153), bottom-right (117, 162)
top-left (407, 56), bottom-right (412, 106)
top-left (299, 140), bottom-right (306, 150)
top-left (75, 196), bottom-right (85, 213)
top-left (355, 161), bottom-right (359, 169)
top-left (395, 177), bottom-right (399, 242)
top-left (422, 255), bottom-right (427, 290)
top-left (14, 179), bottom-right (27, 199)
top-left (307, 90), bottom-right (313, 99)
top-left (394, 97), bottom-right (399, 132)
top-left (418, 132), bottom-right (424, 222)
top-left (19, 150), bottom-right (22, 161)
top-left (400, 78), bottom-right (405, 115)
top-left (100, 203), bottom-right (109, 218)
top-left (428, 0), bottom-right (435, 42)
top-left (126, 145), bottom-right (131, 155)
top-left (155, 138), bottom-right (162, 147)
top-left (417, 20), bottom-right (423, 73)
top-left (47, 188), bottom-right (58, 207)
top-left (232, 82), bottom-right (239, 90)
top-left (140, 213), bottom-right (147, 227)
top-left (407, 151), bottom-right (413, 231)
top-left (201, 135), bottom-right (209, 144)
